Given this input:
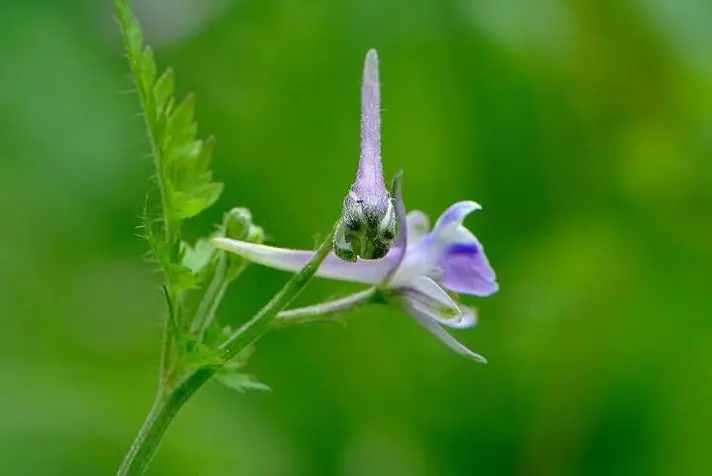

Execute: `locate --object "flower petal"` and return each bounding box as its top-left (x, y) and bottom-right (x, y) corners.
top-left (403, 276), bottom-right (476, 328)
top-left (441, 241), bottom-right (499, 297)
top-left (433, 200), bottom-right (481, 234)
top-left (390, 201), bottom-right (484, 286)
top-left (409, 299), bottom-right (478, 329)
top-left (357, 49), bottom-right (385, 195)
top-left (383, 171), bottom-right (408, 285)
top-left (388, 241), bottom-right (439, 287)
top-left (212, 237), bottom-right (395, 285)
top-left (406, 210), bottom-right (430, 243)
top-left (403, 300), bottom-right (487, 363)
top-left (390, 171), bottom-right (408, 251)
top-left (409, 276), bottom-right (455, 307)
top-left (391, 200), bottom-right (498, 296)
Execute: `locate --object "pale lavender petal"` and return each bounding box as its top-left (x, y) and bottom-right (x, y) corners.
top-left (384, 172), bottom-right (407, 285)
top-left (455, 305), bottom-right (479, 328)
top-left (395, 200), bottom-right (497, 296)
top-left (404, 276), bottom-right (477, 329)
top-left (404, 300), bottom-right (487, 363)
top-left (409, 276), bottom-right (455, 307)
top-left (212, 237), bottom-right (396, 285)
top-left (411, 301), bottom-right (478, 329)
top-left (433, 201), bottom-right (481, 233)
top-left (441, 242), bottom-right (499, 297)
top-left (388, 236), bottom-right (442, 287)
top-left (356, 49), bottom-right (385, 196)
top-left (406, 210), bottom-right (430, 243)
top-left (391, 200), bottom-right (484, 285)
top-left (408, 276), bottom-right (460, 315)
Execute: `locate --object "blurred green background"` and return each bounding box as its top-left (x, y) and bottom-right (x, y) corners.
top-left (2, 0), bottom-right (711, 475)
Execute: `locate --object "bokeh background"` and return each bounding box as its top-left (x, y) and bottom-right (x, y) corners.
top-left (2, 0), bottom-right (711, 475)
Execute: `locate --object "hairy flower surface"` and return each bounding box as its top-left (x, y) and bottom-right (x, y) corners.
top-left (334, 49), bottom-right (397, 261)
top-left (214, 177), bottom-right (498, 362)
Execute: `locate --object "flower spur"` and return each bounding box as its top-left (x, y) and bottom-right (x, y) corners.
top-left (334, 49), bottom-right (397, 261)
top-left (213, 174), bottom-right (498, 362)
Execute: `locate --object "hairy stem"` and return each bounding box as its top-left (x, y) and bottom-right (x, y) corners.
top-left (274, 288), bottom-right (378, 329)
top-left (219, 226), bottom-right (338, 360)
top-left (116, 225), bottom-right (337, 476)
top-left (116, 8), bottom-right (175, 243)
top-left (116, 0), bottom-right (179, 382)
top-left (115, 368), bottom-right (213, 476)
top-left (116, 1), bottom-right (174, 242)
top-left (191, 254), bottom-right (232, 341)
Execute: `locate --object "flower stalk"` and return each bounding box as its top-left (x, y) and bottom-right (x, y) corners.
top-left (214, 178), bottom-right (498, 363)
top-left (115, 2), bottom-right (498, 472)
top-left (219, 224), bottom-right (339, 360)
top-left (274, 287), bottom-right (381, 329)
top-left (115, 1), bottom-right (349, 474)
top-left (117, 226), bottom-right (338, 476)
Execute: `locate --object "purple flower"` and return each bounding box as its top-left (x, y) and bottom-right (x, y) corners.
top-left (213, 176), bottom-right (498, 362)
top-left (334, 49), bottom-right (397, 262)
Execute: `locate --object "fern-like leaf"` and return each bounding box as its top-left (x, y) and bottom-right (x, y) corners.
top-left (115, 0), bottom-right (222, 269)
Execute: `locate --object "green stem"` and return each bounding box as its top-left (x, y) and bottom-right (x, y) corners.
top-left (219, 225), bottom-right (338, 360)
top-left (191, 254), bottom-right (231, 340)
top-left (116, 396), bottom-right (170, 476)
top-left (158, 315), bottom-right (173, 389)
top-left (116, 5), bottom-right (175, 243)
top-left (274, 288), bottom-right (378, 329)
top-left (116, 0), bottom-right (178, 381)
top-left (116, 369), bottom-right (214, 476)
top-left (116, 225), bottom-right (337, 476)
top-left (158, 285), bottom-right (180, 388)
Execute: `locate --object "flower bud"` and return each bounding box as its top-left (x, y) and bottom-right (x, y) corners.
top-left (223, 207), bottom-right (264, 278)
top-left (225, 207), bottom-right (252, 240)
top-left (334, 49), bottom-right (397, 261)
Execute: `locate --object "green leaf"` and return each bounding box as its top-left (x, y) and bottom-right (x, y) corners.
top-left (140, 194), bottom-right (158, 251)
top-left (153, 69), bottom-right (175, 116)
top-left (182, 238), bottom-right (217, 277)
top-left (223, 343), bottom-right (255, 369)
top-left (177, 333), bottom-right (225, 369)
top-left (172, 141), bottom-right (203, 169)
top-left (172, 183), bottom-right (224, 220)
top-left (140, 47), bottom-right (157, 90)
top-left (167, 93), bottom-right (197, 143)
top-left (166, 262), bottom-right (197, 292)
top-left (116, 0), bottom-right (239, 380)
top-left (196, 135), bottom-right (216, 171)
top-left (115, 0), bottom-right (143, 57)
top-left (215, 371), bottom-right (270, 393)
top-left (214, 342), bottom-right (271, 393)
top-left (116, 0), bottom-right (224, 240)
top-left (189, 344), bottom-right (225, 368)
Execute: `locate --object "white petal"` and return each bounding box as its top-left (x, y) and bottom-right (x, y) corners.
top-left (383, 171), bottom-right (408, 285)
top-left (410, 300), bottom-right (477, 329)
top-left (404, 276), bottom-right (472, 328)
top-left (409, 276), bottom-right (455, 307)
top-left (406, 210), bottom-right (430, 243)
top-left (404, 301), bottom-right (487, 363)
top-left (405, 277), bottom-right (477, 329)
top-left (212, 237), bottom-right (395, 285)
